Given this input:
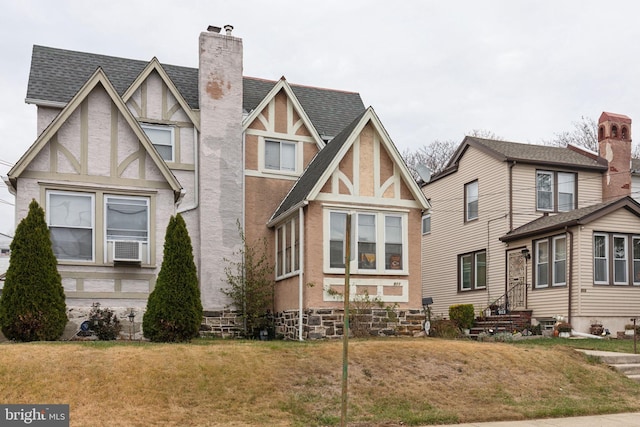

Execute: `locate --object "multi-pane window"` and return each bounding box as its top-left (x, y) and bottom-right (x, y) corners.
top-left (465, 180), bottom-right (478, 221)
top-left (536, 170), bottom-right (576, 212)
top-left (593, 233), bottom-right (640, 286)
top-left (47, 191), bottom-right (94, 261)
top-left (326, 210), bottom-right (407, 274)
top-left (534, 235), bottom-right (567, 288)
top-left (141, 124), bottom-right (174, 162)
top-left (106, 196), bottom-right (149, 243)
top-left (276, 218), bottom-right (300, 279)
top-left (459, 250), bottom-right (486, 291)
top-left (265, 140), bottom-right (296, 171)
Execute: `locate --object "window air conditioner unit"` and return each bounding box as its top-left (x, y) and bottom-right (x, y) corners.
top-left (113, 240), bottom-right (142, 263)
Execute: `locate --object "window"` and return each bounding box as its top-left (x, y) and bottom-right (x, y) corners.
top-left (593, 232), bottom-right (640, 286)
top-left (275, 218), bottom-right (301, 279)
top-left (421, 214), bottom-right (431, 235)
top-left (536, 170), bottom-right (576, 212)
top-left (534, 235), bottom-right (567, 288)
top-left (106, 196), bottom-right (149, 242)
top-left (634, 237), bottom-right (640, 285)
top-left (459, 250), bottom-right (486, 291)
top-left (465, 181), bottom-right (478, 221)
top-left (329, 212), bottom-right (347, 268)
top-left (535, 240), bottom-right (549, 288)
top-left (594, 233), bottom-right (608, 284)
top-left (265, 140), bottom-right (296, 172)
top-left (141, 124), bottom-right (174, 162)
top-left (358, 214), bottom-right (376, 269)
top-left (47, 191), bottom-right (94, 261)
top-left (613, 235), bottom-right (628, 285)
top-left (326, 210), bottom-right (407, 274)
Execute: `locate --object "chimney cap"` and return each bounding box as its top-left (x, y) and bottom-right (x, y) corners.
top-left (224, 24), bottom-right (234, 35)
top-left (207, 25), bottom-right (221, 33)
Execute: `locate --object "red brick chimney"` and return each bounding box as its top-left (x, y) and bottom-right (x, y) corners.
top-left (598, 112), bottom-right (632, 200)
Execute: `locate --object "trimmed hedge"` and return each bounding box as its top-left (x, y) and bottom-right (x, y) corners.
top-left (449, 304), bottom-right (475, 330)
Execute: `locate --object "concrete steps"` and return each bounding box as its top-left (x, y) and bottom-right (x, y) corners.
top-left (577, 349), bottom-right (640, 382)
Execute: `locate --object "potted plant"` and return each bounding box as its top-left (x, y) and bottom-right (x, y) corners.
top-left (590, 321), bottom-right (604, 336)
top-left (556, 322), bottom-right (572, 338)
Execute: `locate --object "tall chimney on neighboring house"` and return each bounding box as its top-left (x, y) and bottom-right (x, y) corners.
top-left (198, 25), bottom-right (243, 310)
top-left (598, 112), bottom-right (632, 201)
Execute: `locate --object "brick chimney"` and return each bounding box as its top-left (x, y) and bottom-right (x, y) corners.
top-left (598, 112), bottom-right (632, 201)
top-left (198, 25), bottom-right (243, 310)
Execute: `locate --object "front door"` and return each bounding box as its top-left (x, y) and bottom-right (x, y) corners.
top-left (506, 249), bottom-right (527, 309)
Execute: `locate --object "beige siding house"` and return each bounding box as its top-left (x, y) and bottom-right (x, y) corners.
top-left (423, 112), bottom-right (640, 333)
top-left (5, 27), bottom-right (429, 339)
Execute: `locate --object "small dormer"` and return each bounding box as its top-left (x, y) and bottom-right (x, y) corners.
top-left (598, 111), bottom-right (632, 142)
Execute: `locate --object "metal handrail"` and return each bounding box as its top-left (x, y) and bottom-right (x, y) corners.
top-left (483, 281), bottom-right (526, 316)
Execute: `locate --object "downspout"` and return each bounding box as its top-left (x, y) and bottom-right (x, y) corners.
top-left (566, 227), bottom-right (574, 325)
top-left (298, 206), bottom-right (305, 341)
top-left (509, 161), bottom-right (516, 231)
top-left (177, 128), bottom-right (200, 213)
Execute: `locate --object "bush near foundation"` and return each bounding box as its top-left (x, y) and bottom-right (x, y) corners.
top-left (449, 304), bottom-right (475, 330)
top-left (0, 200), bottom-right (67, 341)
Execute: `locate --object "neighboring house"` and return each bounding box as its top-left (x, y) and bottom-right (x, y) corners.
top-left (5, 26), bottom-right (429, 339)
top-left (422, 112), bottom-right (640, 333)
top-left (0, 232), bottom-right (11, 286)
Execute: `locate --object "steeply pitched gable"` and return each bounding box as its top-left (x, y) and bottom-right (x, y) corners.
top-left (10, 68), bottom-right (182, 198)
top-left (269, 107), bottom-right (430, 224)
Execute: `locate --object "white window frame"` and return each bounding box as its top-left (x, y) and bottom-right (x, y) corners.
top-left (459, 250), bottom-right (486, 291)
top-left (421, 214), bottom-right (431, 235)
top-left (552, 236), bottom-right (567, 286)
top-left (275, 217), bottom-right (300, 280)
top-left (104, 195), bottom-right (150, 264)
top-left (535, 239), bottom-right (549, 288)
top-left (465, 180), bottom-right (478, 221)
top-left (593, 233), bottom-right (609, 285)
top-left (633, 236), bottom-right (640, 286)
top-left (537, 170), bottom-right (576, 212)
top-left (613, 234), bottom-right (628, 285)
top-left (536, 171), bottom-right (554, 212)
top-left (47, 190), bottom-right (95, 262)
top-left (324, 209), bottom-right (408, 275)
top-left (557, 172), bottom-right (575, 212)
top-left (141, 124), bottom-right (175, 162)
top-left (264, 139), bottom-right (297, 173)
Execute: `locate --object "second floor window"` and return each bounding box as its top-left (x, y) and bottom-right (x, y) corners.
top-left (265, 140), bottom-right (296, 172)
top-left (465, 180), bottom-right (478, 221)
top-left (141, 124), bottom-right (174, 162)
top-left (536, 171), bottom-right (576, 212)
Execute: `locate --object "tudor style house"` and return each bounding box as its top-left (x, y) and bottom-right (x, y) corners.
top-left (422, 112), bottom-right (640, 333)
top-left (5, 27), bottom-right (429, 339)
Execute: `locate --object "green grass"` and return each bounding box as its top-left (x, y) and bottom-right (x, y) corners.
top-left (510, 336), bottom-right (640, 353)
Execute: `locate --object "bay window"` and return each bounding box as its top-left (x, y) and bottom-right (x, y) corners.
top-left (325, 209), bottom-right (407, 274)
top-left (276, 217), bottom-right (300, 279)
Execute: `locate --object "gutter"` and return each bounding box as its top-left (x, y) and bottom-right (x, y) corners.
top-left (177, 128), bottom-right (200, 213)
top-left (298, 206), bottom-right (305, 341)
top-left (267, 200), bottom-right (309, 228)
top-left (566, 227), bottom-right (574, 325)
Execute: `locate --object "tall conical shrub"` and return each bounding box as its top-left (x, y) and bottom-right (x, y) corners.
top-left (0, 199), bottom-right (67, 341)
top-left (143, 214), bottom-right (202, 342)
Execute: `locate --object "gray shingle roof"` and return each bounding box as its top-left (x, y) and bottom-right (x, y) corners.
top-left (466, 137), bottom-right (608, 170)
top-left (500, 196), bottom-right (640, 242)
top-left (27, 45), bottom-right (365, 139)
top-left (270, 109), bottom-right (367, 222)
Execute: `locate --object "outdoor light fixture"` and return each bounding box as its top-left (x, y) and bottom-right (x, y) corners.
top-left (128, 310), bottom-right (135, 341)
top-left (521, 248), bottom-right (531, 260)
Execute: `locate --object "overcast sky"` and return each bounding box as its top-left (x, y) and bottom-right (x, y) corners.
top-left (2, 0), bottom-right (640, 235)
